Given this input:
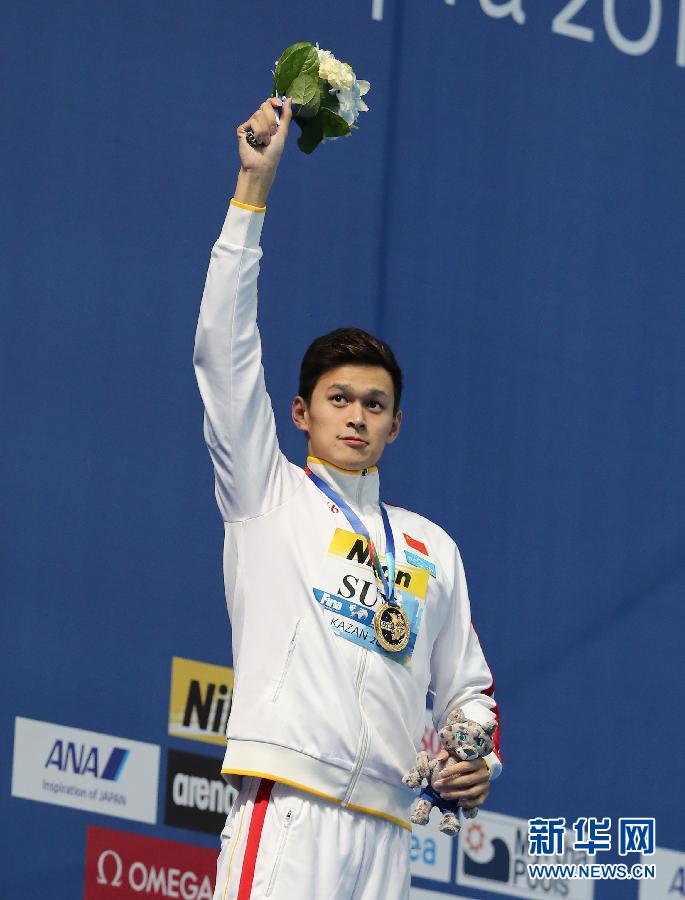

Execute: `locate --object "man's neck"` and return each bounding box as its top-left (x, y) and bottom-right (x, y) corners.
top-left (305, 456), bottom-right (380, 513)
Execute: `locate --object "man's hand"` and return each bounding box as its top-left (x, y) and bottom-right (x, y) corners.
top-left (432, 750), bottom-right (490, 810)
top-left (234, 97), bottom-right (293, 208)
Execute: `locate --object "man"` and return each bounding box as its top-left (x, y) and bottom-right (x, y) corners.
top-left (194, 96), bottom-right (501, 900)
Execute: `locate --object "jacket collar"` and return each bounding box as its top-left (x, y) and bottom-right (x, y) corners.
top-left (306, 456), bottom-right (381, 514)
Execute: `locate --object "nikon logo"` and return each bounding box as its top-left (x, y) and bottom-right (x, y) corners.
top-left (168, 657), bottom-right (234, 747)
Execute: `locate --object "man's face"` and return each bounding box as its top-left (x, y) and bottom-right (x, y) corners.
top-left (292, 364), bottom-right (402, 470)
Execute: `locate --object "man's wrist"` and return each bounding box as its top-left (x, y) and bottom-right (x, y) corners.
top-left (234, 168), bottom-right (275, 209)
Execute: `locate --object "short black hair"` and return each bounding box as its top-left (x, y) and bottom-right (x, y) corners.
top-left (298, 327), bottom-right (403, 414)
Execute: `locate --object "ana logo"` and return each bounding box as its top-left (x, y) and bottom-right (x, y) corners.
top-left (12, 717), bottom-right (159, 825)
top-left (45, 741), bottom-right (129, 781)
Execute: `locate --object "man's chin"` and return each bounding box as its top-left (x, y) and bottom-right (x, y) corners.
top-left (319, 444), bottom-right (380, 471)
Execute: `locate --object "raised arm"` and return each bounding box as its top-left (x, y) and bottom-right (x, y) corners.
top-left (193, 98), bottom-right (300, 522)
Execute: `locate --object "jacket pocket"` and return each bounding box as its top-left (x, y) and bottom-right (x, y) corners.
top-left (265, 807), bottom-right (294, 897)
top-left (271, 618), bottom-right (302, 703)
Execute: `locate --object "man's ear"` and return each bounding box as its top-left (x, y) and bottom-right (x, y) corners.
top-left (291, 396), bottom-right (309, 433)
top-left (385, 409), bottom-right (403, 444)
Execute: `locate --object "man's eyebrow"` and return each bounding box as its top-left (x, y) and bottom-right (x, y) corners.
top-left (327, 382), bottom-right (390, 397)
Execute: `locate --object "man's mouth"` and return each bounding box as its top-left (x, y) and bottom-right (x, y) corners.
top-left (339, 437), bottom-right (368, 447)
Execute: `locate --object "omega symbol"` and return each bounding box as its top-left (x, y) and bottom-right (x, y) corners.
top-left (97, 849), bottom-right (123, 886)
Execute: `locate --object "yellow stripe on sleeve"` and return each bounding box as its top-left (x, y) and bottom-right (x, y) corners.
top-left (230, 198), bottom-right (266, 213)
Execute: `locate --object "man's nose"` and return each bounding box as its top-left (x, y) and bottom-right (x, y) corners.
top-left (348, 401), bottom-right (366, 427)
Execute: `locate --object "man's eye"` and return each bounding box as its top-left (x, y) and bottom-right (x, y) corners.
top-left (367, 400), bottom-right (383, 410)
top-left (331, 394), bottom-right (346, 403)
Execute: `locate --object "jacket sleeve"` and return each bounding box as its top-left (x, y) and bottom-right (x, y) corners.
top-left (429, 544), bottom-right (503, 779)
top-left (193, 203), bottom-right (301, 522)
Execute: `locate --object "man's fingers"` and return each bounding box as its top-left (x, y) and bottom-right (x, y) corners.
top-left (433, 766), bottom-right (460, 783)
top-left (237, 97), bottom-right (293, 150)
top-left (236, 107), bottom-right (274, 146)
top-left (278, 97), bottom-right (293, 133)
top-left (254, 110), bottom-right (274, 144)
top-left (435, 768), bottom-right (488, 787)
top-left (440, 759), bottom-right (481, 775)
top-left (259, 100), bottom-right (280, 135)
top-left (438, 784), bottom-right (490, 803)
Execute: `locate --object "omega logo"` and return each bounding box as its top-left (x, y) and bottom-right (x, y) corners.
top-left (94, 848), bottom-right (213, 898)
top-left (97, 849), bottom-right (124, 886)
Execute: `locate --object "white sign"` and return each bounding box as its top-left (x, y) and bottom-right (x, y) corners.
top-left (409, 809), bottom-right (456, 883)
top-left (411, 890), bottom-right (475, 899)
top-left (456, 809), bottom-right (594, 899)
top-left (639, 845), bottom-right (685, 898)
top-left (12, 716), bottom-right (160, 824)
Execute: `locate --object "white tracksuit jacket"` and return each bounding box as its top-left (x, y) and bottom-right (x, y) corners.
top-left (193, 201), bottom-right (502, 830)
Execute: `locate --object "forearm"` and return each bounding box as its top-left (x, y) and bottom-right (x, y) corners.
top-left (193, 204), bottom-right (283, 521)
top-left (233, 168), bottom-right (275, 209)
top-left (431, 548), bottom-right (502, 778)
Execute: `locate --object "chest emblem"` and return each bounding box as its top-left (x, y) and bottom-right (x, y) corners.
top-left (403, 532), bottom-right (429, 556)
top-left (313, 528), bottom-right (428, 665)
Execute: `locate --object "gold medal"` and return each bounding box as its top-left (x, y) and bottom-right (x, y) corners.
top-left (373, 603), bottom-right (411, 653)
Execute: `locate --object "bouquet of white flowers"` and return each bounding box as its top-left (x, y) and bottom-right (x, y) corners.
top-left (272, 41), bottom-right (370, 154)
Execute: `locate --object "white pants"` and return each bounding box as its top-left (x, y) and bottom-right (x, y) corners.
top-left (213, 777), bottom-right (411, 900)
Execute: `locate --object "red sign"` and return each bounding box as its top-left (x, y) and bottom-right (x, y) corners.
top-left (84, 826), bottom-right (217, 899)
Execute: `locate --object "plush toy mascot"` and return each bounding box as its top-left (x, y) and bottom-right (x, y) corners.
top-left (403, 709), bottom-right (497, 834)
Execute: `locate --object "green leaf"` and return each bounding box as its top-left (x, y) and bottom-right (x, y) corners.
top-left (300, 47), bottom-right (320, 79)
top-left (318, 83), bottom-right (338, 111)
top-left (288, 74), bottom-right (320, 119)
top-left (296, 117), bottom-right (324, 154)
top-left (274, 42), bottom-right (318, 96)
top-left (319, 107), bottom-right (351, 138)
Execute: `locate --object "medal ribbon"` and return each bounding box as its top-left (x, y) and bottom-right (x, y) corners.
top-left (305, 467), bottom-right (397, 605)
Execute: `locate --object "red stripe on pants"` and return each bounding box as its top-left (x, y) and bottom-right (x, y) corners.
top-left (236, 779), bottom-right (275, 900)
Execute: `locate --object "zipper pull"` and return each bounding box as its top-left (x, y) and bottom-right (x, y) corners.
top-left (362, 468), bottom-right (368, 476)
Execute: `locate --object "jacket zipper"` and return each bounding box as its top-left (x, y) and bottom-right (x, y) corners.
top-left (342, 648), bottom-right (370, 806)
top-left (343, 469), bottom-right (377, 806)
top-left (265, 808), bottom-right (293, 896)
top-left (272, 618), bottom-right (302, 703)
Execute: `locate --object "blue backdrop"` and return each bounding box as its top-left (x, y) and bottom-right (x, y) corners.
top-left (3, 1), bottom-right (684, 898)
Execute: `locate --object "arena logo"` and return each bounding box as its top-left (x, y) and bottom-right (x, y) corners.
top-left (164, 748), bottom-right (237, 835)
top-left (456, 809), bottom-right (594, 899)
top-left (85, 826), bottom-right (217, 899)
top-left (168, 657), bottom-right (233, 747)
top-left (12, 717), bottom-right (159, 824)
